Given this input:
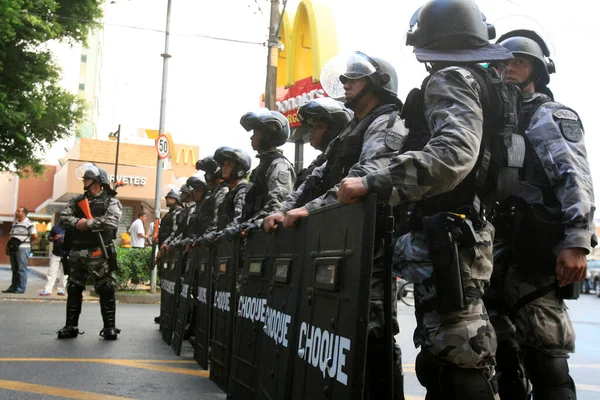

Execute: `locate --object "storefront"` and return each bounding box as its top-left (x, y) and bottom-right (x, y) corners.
top-left (0, 136), bottom-right (199, 265)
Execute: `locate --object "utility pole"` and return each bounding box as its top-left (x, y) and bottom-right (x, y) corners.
top-left (264, 0), bottom-right (280, 110)
top-left (150, 0), bottom-right (172, 293)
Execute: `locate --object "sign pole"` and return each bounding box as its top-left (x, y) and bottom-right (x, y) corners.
top-left (151, 0), bottom-right (172, 294)
top-left (264, 0), bottom-right (280, 110)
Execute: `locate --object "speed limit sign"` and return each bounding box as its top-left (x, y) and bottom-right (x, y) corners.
top-left (156, 134), bottom-right (170, 159)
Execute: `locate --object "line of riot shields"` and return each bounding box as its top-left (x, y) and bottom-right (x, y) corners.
top-left (159, 196), bottom-right (377, 399)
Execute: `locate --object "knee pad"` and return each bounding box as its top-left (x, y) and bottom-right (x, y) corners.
top-left (522, 348), bottom-right (575, 399)
top-left (67, 281), bottom-right (84, 297)
top-left (495, 341), bottom-right (530, 400)
top-left (95, 282), bottom-right (115, 298)
top-left (415, 349), bottom-right (442, 394)
top-left (438, 366), bottom-right (496, 400)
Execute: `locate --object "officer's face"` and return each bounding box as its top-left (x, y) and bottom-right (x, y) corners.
top-left (166, 198), bottom-right (176, 206)
top-left (342, 77), bottom-right (369, 102)
top-left (222, 159), bottom-right (236, 180)
top-left (251, 129), bottom-right (263, 151)
top-left (193, 187), bottom-right (204, 201)
top-left (507, 55), bottom-right (534, 86)
top-left (308, 121), bottom-right (329, 151)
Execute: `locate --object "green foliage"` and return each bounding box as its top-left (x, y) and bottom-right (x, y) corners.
top-left (114, 247), bottom-right (152, 291)
top-left (0, 0), bottom-right (103, 175)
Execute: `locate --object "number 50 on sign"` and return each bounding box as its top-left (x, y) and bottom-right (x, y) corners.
top-left (156, 134), bottom-right (170, 159)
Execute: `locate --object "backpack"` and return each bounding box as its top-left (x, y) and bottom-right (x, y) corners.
top-left (400, 64), bottom-right (523, 216)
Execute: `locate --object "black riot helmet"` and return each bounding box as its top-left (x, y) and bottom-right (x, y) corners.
top-left (298, 97), bottom-right (353, 149)
top-left (75, 163), bottom-right (113, 194)
top-left (186, 176), bottom-right (207, 191)
top-left (406, 0), bottom-right (513, 64)
top-left (164, 189), bottom-right (181, 203)
top-left (320, 51), bottom-right (403, 109)
top-left (214, 147), bottom-right (252, 180)
top-left (497, 30), bottom-right (555, 87)
top-left (195, 155), bottom-right (221, 183)
top-left (240, 109), bottom-right (290, 150)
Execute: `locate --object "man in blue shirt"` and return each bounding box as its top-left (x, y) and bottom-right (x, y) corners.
top-left (40, 224), bottom-right (67, 296)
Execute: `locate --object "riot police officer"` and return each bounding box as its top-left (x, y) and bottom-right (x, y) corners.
top-left (265, 50), bottom-right (408, 399)
top-left (58, 163), bottom-right (123, 340)
top-left (195, 154), bottom-right (229, 234)
top-left (173, 176), bottom-right (209, 248)
top-left (158, 189), bottom-right (183, 247)
top-left (487, 30), bottom-right (596, 400)
top-left (204, 147), bottom-right (252, 241)
top-left (294, 97), bottom-right (353, 191)
top-left (161, 184), bottom-right (193, 252)
top-left (238, 109), bottom-right (296, 233)
top-left (338, 1), bottom-right (517, 398)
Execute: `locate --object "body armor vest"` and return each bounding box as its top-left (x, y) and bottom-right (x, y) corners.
top-left (318, 104), bottom-right (399, 198)
top-left (242, 152), bottom-right (289, 221)
top-left (71, 193), bottom-right (115, 249)
top-left (190, 197), bottom-right (214, 237)
top-left (403, 65), bottom-right (523, 218)
top-left (158, 206), bottom-right (181, 246)
top-left (218, 182), bottom-right (248, 230)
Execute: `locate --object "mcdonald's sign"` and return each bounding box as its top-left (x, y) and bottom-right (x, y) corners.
top-left (175, 146), bottom-right (196, 165)
top-left (263, 0), bottom-right (339, 128)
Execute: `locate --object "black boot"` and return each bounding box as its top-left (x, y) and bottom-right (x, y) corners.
top-left (98, 284), bottom-right (120, 340)
top-left (57, 283), bottom-right (84, 339)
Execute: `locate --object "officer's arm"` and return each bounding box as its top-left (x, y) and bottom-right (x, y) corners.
top-left (362, 68), bottom-right (484, 205)
top-left (85, 198), bottom-right (122, 231)
top-left (231, 185), bottom-right (249, 225)
top-left (535, 106), bottom-right (596, 252)
top-left (245, 161), bottom-right (294, 223)
top-left (58, 199), bottom-right (80, 230)
top-left (305, 113), bottom-right (407, 211)
top-left (281, 161), bottom-right (326, 213)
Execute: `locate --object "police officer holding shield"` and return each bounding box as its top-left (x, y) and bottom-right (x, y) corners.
top-left (196, 155), bottom-right (229, 233)
top-left (265, 50), bottom-right (408, 400)
top-left (58, 163), bottom-right (122, 340)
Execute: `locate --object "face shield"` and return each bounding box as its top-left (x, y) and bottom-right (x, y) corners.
top-left (240, 108), bottom-right (274, 132)
top-left (320, 52), bottom-right (378, 99)
top-left (75, 163), bottom-right (101, 181)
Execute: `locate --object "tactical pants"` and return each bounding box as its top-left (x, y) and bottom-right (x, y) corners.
top-left (366, 255), bottom-right (404, 400)
top-left (485, 239), bottom-right (576, 399)
top-left (66, 248), bottom-right (117, 329)
top-left (394, 223), bottom-right (498, 399)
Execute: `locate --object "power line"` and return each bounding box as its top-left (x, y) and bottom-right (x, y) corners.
top-left (22, 10), bottom-right (266, 46)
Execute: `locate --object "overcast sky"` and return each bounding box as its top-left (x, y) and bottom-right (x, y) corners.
top-left (45, 0), bottom-right (600, 201)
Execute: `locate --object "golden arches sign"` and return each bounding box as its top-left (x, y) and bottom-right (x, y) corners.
top-left (277, 0), bottom-right (339, 87)
top-left (271, 0), bottom-right (339, 128)
top-left (175, 147), bottom-right (196, 165)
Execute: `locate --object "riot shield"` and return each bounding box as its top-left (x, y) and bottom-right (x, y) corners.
top-left (172, 247), bottom-right (196, 356)
top-left (228, 231), bottom-right (275, 399)
top-left (210, 236), bottom-right (241, 392)
top-left (290, 195), bottom-right (376, 400)
top-left (159, 251), bottom-right (172, 334)
top-left (161, 249), bottom-right (182, 345)
top-left (194, 242), bottom-right (214, 369)
top-left (257, 221), bottom-right (307, 400)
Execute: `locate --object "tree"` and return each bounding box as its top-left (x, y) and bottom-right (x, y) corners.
top-left (0, 0), bottom-right (103, 175)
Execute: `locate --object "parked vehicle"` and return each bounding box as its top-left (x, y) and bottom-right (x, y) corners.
top-left (581, 259), bottom-right (600, 296)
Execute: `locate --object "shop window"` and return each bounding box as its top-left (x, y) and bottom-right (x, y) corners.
top-left (30, 219), bottom-right (52, 258)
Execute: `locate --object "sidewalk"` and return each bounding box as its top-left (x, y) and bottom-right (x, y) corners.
top-left (0, 264), bottom-right (160, 304)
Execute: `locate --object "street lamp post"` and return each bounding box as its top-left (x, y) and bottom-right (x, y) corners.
top-left (108, 124), bottom-right (121, 189)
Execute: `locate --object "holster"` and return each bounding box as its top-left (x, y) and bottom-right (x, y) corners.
top-left (107, 242), bottom-right (119, 272)
top-left (423, 213), bottom-right (478, 314)
top-left (62, 253), bottom-right (71, 276)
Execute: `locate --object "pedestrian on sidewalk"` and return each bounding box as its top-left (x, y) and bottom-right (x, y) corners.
top-left (129, 211), bottom-right (147, 249)
top-left (40, 224), bottom-right (67, 296)
top-left (2, 207), bottom-right (37, 294)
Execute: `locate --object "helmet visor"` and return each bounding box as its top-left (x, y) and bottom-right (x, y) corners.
top-left (320, 52), bottom-right (378, 99)
top-left (75, 163), bottom-right (101, 181)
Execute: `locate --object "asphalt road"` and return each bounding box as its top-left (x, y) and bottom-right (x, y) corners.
top-left (0, 295), bottom-right (599, 399)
